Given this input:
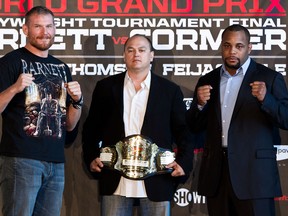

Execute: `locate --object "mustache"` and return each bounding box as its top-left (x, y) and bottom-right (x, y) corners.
top-left (224, 59), bottom-right (241, 69)
top-left (36, 35), bottom-right (51, 40)
top-left (225, 57), bottom-right (240, 61)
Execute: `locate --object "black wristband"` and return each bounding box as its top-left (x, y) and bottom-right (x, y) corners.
top-left (71, 95), bottom-right (83, 109)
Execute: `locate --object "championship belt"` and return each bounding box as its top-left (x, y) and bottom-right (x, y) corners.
top-left (100, 134), bottom-right (175, 180)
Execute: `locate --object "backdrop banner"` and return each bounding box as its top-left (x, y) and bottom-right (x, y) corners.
top-left (0, 1), bottom-right (287, 215)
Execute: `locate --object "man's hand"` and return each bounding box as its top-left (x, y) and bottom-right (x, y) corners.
top-left (14, 73), bottom-right (35, 93)
top-left (65, 81), bottom-right (82, 102)
top-left (197, 85), bottom-right (212, 106)
top-left (90, 157), bottom-right (104, 173)
top-left (250, 81), bottom-right (266, 102)
top-left (166, 161), bottom-right (185, 177)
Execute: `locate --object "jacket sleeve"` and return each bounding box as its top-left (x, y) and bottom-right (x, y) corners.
top-left (261, 71), bottom-right (288, 130)
top-left (171, 86), bottom-right (195, 176)
top-left (186, 77), bottom-right (209, 133)
top-left (82, 82), bottom-right (103, 177)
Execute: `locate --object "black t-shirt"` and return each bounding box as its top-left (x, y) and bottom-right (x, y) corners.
top-left (0, 47), bottom-right (72, 162)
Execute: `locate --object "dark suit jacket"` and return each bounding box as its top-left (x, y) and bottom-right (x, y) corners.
top-left (82, 71), bottom-right (194, 201)
top-left (186, 59), bottom-right (288, 200)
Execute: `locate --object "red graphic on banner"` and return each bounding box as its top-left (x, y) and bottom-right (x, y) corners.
top-left (0, 0), bottom-right (286, 17)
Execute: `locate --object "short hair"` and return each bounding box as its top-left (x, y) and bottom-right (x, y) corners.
top-left (124, 34), bottom-right (154, 52)
top-left (222, 24), bottom-right (250, 43)
top-left (25, 6), bottom-right (54, 25)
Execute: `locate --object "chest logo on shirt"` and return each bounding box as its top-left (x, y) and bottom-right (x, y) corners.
top-left (24, 80), bottom-right (67, 139)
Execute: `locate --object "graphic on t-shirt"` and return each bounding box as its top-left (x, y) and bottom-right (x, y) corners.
top-left (24, 80), bottom-right (67, 138)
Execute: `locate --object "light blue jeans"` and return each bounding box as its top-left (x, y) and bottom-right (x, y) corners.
top-left (101, 195), bottom-right (171, 216)
top-left (0, 156), bottom-right (64, 216)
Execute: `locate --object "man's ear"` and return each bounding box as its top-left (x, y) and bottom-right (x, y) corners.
top-left (247, 42), bottom-right (252, 54)
top-left (150, 51), bottom-right (154, 61)
top-left (22, 24), bottom-right (28, 36)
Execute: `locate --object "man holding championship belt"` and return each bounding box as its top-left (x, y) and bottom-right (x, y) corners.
top-left (82, 34), bottom-right (195, 216)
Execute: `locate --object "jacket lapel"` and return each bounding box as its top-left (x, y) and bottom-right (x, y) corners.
top-left (232, 59), bottom-right (258, 119)
top-left (112, 72), bottom-right (125, 126)
top-left (141, 73), bottom-right (160, 133)
top-left (210, 68), bottom-right (222, 125)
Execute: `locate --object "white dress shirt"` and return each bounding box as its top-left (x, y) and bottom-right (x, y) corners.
top-left (114, 71), bottom-right (151, 197)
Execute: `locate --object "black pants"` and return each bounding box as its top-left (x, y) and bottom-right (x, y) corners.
top-left (206, 149), bottom-right (276, 216)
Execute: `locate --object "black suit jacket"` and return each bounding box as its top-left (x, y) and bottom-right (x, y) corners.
top-left (82, 72), bottom-right (194, 201)
top-left (187, 59), bottom-right (288, 199)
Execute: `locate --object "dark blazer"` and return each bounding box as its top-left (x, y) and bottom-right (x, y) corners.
top-left (186, 59), bottom-right (288, 200)
top-left (82, 71), bottom-right (194, 201)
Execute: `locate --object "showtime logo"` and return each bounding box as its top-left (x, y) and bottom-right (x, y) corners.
top-left (174, 188), bottom-right (206, 207)
top-left (274, 145), bottom-right (288, 161)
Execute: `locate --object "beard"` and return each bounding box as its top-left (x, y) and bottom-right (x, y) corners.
top-left (28, 35), bottom-right (54, 51)
top-left (224, 57), bottom-right (241, 70)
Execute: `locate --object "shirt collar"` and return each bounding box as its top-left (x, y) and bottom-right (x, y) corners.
top-left (241, 57), bottom-right (251, 76)
top-left (124, 71), bottom-right (151, 90)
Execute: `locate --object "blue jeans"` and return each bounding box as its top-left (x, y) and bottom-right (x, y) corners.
top-left (0, 156), bottom-right (64, 216)
top-left (101, 195), bottom-right (171, 216)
